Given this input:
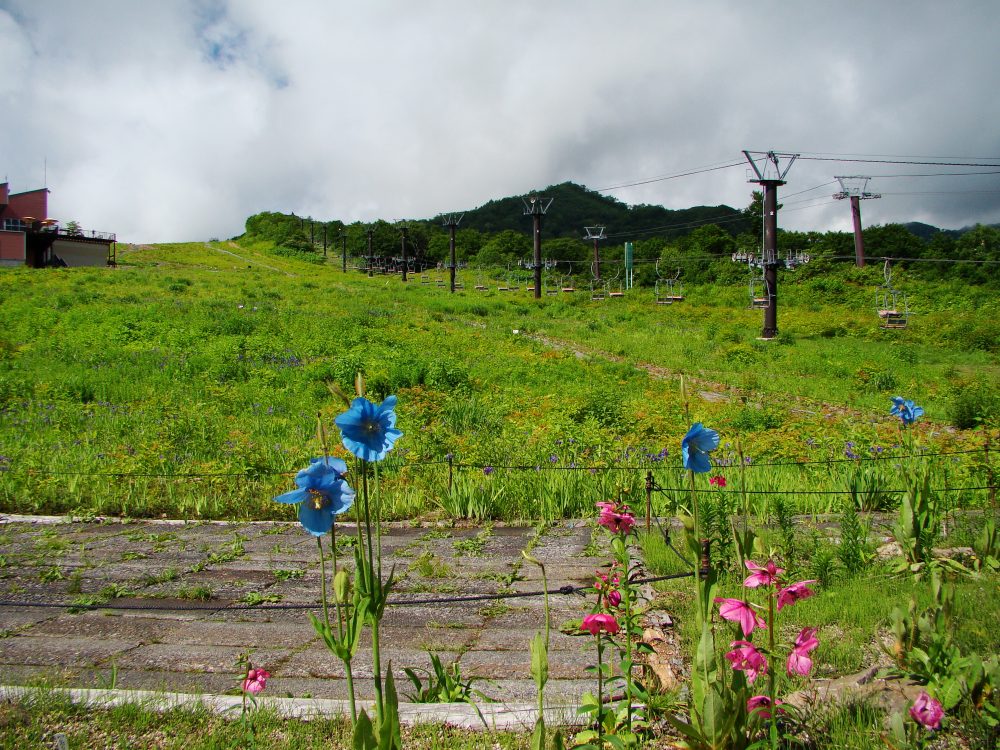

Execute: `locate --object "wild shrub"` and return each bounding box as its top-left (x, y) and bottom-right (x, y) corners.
top-left (572, 389), bottom-right (624, 429)
top-left (837, 500), bottom-right (871, 576)
top-left (947, 380), bottom-right (1000, 428)
top-left (854, 364), bottom-right (898, 392)
top-left (727, 404), bottom-right (784, 432)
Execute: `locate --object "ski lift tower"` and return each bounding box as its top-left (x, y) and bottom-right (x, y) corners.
top-left (584, 226), bottom-right (606, 282)
top-left (834, 176), bottom-right (880, 268)
top-left (398, 223), bottom-right (409, 282)
top-left (523, 195), bottom-right (553, 299)
top-left (441, 213), bottom-right (464, 293)
top-left (743, 150), bottom-right (798, 339)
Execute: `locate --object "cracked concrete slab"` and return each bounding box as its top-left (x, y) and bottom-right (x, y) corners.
top-left (0, 517), bottom-right (621, 708)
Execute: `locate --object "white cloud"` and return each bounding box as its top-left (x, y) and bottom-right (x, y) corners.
top-left (2, 0), bottom-right (998, 242)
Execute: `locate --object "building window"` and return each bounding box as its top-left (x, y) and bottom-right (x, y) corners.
top-left (3, 218), bottom-right (26, 231)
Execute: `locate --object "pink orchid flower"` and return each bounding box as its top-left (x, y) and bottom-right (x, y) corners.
top-left (747, 695), bottom-right (783, 719)
top-left (777, 579), bottom-right (817, 610)
top-left (708, 475), bottom-right (727, 487)
top-left (909, 691), bottom-right (944, 730)
top-left (597, 509), bottom-right (635, 534)
top-left (725, 640), bottom-right (768, 685)
top-left (581, 613), bottom-right (620, 636)
top-left (786, 627), bottom-right (820, 676)
top-left (715, 597), bottom-right (767, 636)
top-left (743, 559), bottom-right (784, 588)
top-left (242, 667), bottom-right (270, 695)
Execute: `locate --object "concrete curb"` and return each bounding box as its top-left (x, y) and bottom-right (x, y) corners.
top-left (0, 684), bottom-right (583, 731)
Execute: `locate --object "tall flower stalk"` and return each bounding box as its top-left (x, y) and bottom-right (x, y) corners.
top-left (334, 386), bottom-right (402, 744)
top-left (715, 560), bottom-right (819, 748)
top-left (273, 382), bottom-right (403, 748)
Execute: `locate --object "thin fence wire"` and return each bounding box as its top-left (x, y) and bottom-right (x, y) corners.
top-left (0, 572), bottom-right (696, 613)
top-left (0, 446), bottom-right (989, 480)
top-left (650, 484), bottom-right (994, 496)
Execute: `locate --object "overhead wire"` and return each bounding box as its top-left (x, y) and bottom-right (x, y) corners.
top-left (866, 170), bottom-right (1000, 178)
top-left (795, 156), bottom-right (1000, 168)
top-left (595, 159), bottom-right (745, 192)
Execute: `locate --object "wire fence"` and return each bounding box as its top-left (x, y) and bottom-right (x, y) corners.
top-left (0, 446), bottom-right (991, 480)
top-left (0, 571), bottom-right (700, 614)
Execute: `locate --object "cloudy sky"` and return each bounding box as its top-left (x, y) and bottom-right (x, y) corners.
top-left (3, 1), bottom-right (999, 243)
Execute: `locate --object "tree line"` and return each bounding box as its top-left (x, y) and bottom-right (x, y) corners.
top-left (240, 186), bottom-right (1000, 286)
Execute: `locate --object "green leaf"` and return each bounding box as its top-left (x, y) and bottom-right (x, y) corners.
top-left (530, 631), bottom-right (549, 690)
top-left (352, 710), bottom-right (377, 750)
top-left (377, 664), bottom-right (402, 750)
top-left (530, 716), bottom-right (545, 750)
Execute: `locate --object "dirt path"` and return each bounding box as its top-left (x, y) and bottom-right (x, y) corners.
top-left (207, 242), bottom-right (292, 275)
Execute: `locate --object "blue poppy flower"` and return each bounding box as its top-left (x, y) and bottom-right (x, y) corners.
top-left (890, 396), bottom-right (924, 425)
top-left (334, 395), bottom-right (403, 462)
top-left (274, 458), bottom-right (355, 536)
top-left (682, 423), bottom-right (720, 474)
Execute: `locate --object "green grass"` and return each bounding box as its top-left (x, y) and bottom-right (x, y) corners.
top-left (0, 691), bottom-right (534, 749)
top-left (0, 241), bottom-right (996, 522)
top-left (648, 552), bottom-right (1000, 679)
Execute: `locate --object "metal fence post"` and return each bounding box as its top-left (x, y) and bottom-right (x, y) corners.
top-left (700, 538), bottom-right (711, 579)
top-left (645, 470), bottom-right (654, 533)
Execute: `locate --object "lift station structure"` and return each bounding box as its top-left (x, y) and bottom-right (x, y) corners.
top-left (743, 150), bottom-right (798, 339)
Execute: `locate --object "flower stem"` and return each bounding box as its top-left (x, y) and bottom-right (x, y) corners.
top-left (359, 458), bottom-right (384, 724)
top-left (318, 536), bottom-right (331, 629)
top-left (688, 469), bottom-right (700, 539)
top-left (331, 524), bottom-right (357, 724)
top-left (374, 461), bottom-right (383, 578)
top-left (596, 633), bottom-right (604, 748)
top-left (331, 525), bottom-right (342, 635)
top-left (768, 587), bottom-right (777, 749)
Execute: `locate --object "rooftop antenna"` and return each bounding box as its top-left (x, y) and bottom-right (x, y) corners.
top-left (834, 176), bottom-right (881, 267)
top-left (743, 150), bottom-right (798, 339)
top-left (522, 195), bottom-right (553, 299)
top-left (584, 226), bottom-right (606, 282)
top-left (441, 213), bottom-right (464, 293)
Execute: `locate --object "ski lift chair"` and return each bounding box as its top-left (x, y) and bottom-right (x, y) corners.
top-left (665, 268), bottom-right (684, 302)
top-left (654, 277), bottom-right (673, 305)
top-left (877, 261), bottom-right (908, 329)
top-left (750, 276), bottom-right (770, 309)
top-left (606, 266), bottom-right (624, 298)
top-left (589, 262), bottom-right (606, 300)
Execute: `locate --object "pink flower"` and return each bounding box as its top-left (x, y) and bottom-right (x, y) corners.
top-left (242, 667), bottom-right (270, 695)
top-left (581, 613), bottom-right (620, 636)
top-left (596, 500), bottom-right (635, 534)
top-left (595, 570), bottom-right (622, 608)
top-left (725, 641), bottom-right (768, 685)
top-left (747, 695), bottom-right (783, 719)
top-left (709, 475), bottom-right (727, 487)
top-left (715, 597), bottom-right (767, 636)
top-left (777, 580), bottom-right (817, 610)
top-left (597, 509), bottom-right (635, 534)
top-left (909, 691), bottom-right (944, 730)
top-left (743, 559), bottom-right (784, 588)
top-left (786, 627), bottom-right (819, 676)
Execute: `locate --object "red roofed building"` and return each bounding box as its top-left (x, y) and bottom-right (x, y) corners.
top-left (0, 182), bottom-right (116, 267)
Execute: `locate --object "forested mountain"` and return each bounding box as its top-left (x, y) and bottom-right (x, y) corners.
top-left (448, 182), bottom-right (749, 240)
top-left (239, 183), bottom-right (1000, 286)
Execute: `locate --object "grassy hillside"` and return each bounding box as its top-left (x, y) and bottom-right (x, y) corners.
top-left (0, 239), bottom-right (996, 521)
